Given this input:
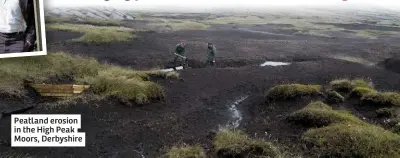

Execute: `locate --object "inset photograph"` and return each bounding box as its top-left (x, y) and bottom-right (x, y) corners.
top-left (0, 0), bottom-right (46, 58)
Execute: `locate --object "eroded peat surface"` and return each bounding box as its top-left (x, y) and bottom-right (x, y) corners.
top-left (2, 9), bottom-right (400, 158)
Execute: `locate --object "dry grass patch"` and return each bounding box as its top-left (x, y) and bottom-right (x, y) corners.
top-left (302, 123), bottom-right (400, 158)
top-left (0, 52), bottom-right (174, 105)
top-left (167, 145), bottom-right (206, 158)
top-left (0, 52), bottom-right (101, 97)
top-left (361, 92), bottom-right (400, 107)
top-left (213, 129), bottom-right (280, 158)
top-left (203, 15), bottom-right (267, 25)
top-left (46, 23), bottom-right (138, 43)
top-left (329, 78), bottom-right (373, 92)
top-left (324, 90), bottom-right (344, 104)
top-left (148, 19), bottom-right (209, 30)
top-left (356, 30), bottom-right (400, 38)
top-left (349, 87), bottom-right (377, 98)
top-left (287, 101), bottom-right (400, 157)
top-left (330, 55), bottom-right (376, 66)
top-left (46, 16), bottom-right (122, 26)
top-left (265, 84), bottom-right (322, 101)
top-left (82, 71), bottom-right (164, 105)
top-left (81, 18), bottom-right (122, 26)
top-left (293, 30), bottom-right (333, 38)
top-left (287, 101), bottom-right (367, 127)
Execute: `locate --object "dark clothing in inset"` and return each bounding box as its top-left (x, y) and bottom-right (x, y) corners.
top-left (20, 0), bottom-right (36, 52)
top-left (0, 32), bottom-right (25, 53)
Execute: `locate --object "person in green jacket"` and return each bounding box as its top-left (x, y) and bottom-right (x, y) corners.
top-left (172, 40), bottom-right (187, 67)
top-left (206, 43), bottom-right (216, 67)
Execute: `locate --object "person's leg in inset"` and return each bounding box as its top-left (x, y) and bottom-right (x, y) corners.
top-left (3, 33), bottom-right (25, 53)
top-left (0, 34), bottom-right (5, 53)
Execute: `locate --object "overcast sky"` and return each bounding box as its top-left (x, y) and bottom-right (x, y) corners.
top-left (44, 0), bottom-right (400, 11)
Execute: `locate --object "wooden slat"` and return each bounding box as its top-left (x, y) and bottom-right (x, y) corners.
top-left (40, 93), bottom-right (74, 97)
top-left (29, 84), bottom-right (90, 97)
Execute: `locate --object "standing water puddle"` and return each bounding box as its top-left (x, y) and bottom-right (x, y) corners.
top-left (260, 61), bottom-right (291, 67)
top-left (219, 95), bottom-right (249, 131)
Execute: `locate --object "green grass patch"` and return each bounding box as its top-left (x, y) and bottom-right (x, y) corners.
top-left (265, 84), bottom-right (322, 101)
top-left (302, 123), bottom-right (400, 158)
top-left (0, 52), bottom-right (102, 97)
top-left (81, 70), bottom-right (164, 105)
top-left (167, 145), bottom-right (206, 158)
top-left (349, 87), bottom-right (377, 98)
top-left (361, 92), bottom-right (400, 106)
top-left (81, 18), bottom-right (122, 26)
top-left (329, 78), bottom-right (373, 92)
top-left (213, 129), bottom-right (279, 158)
top-left (293, 30), bottom-right (333, 38)
top-left (151, 20), bottom-right (210, 30)
top-left (330, 55), bottom-right (375, 66)
top-left (287, 101), bottom-right (367, 127)
top-left (356, 30), bottom-right (400, 38)
top-left (46, 16), bottom-right (122, 26)
top-left (329, 79), bottom-right (353, 92)
top-left (46, 23), bottom-right (137, 43)
top-left (165, 71), bottom-right (180, 79)
top-left (377, 20), bottom-right (400, 27)
top-left (203, 15), bottom-right (267, 25)
top-left (0, 52), bottom-right (172, 105)
top-left (325, 90), bottom-right (344, 103)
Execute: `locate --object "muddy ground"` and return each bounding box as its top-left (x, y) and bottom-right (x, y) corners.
top-left (1, 13), bottom-right (400, 158)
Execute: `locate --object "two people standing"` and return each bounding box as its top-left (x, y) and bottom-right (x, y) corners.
top-left (172, 41), bottom-right (217, 68)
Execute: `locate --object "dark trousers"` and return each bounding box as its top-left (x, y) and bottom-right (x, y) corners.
top-left (0, 32), bottom-right (25, 54)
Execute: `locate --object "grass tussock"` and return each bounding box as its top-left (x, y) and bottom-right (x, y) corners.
top-left (163, 20), bottom-right (209, 30)
top-left (287, 101), bottom-right (367, 127)
top-left (0, 52), bottom-right (102, 96)
top-left (330, 55), bottom-right (375, 66)
top-left (82, 70), bottom-right (164, 105)
top-left (46, 16), bottom-right (122, 26)
top-left (46, 23), bottom-right (137, 43)
top-left (302, 123), bottom-right (400, 158)
top-left (165, 72), bottom-right (180, 79)
top-left (204, 16), bottom-right (267, 25)
top-left (288, 101), bottom-right (400, 157)
top-left (293, 30), bottom-right (333, 38)
top-left (325, 90), bottom-right (344, 103)
top-left (167, 145), bottom-right (206, 158)
top-left (361, 92), bottom-right (400, 106)
top-left (356, 30), bottom-right (400, 38)
top-left (213, 129), bottom-right (279, 158)
top-left (81, 18), bottom-right (122, 26)
top-left (349, 87), bottom-right (377, 98)
top-left (0, 52), bottom-right (173, 105)
top-left (143, 18), bottom-right (209, 30)
top-left (265, 84), bottom-right (322, 100)
top-left (329, 78), bottom-right (373, 92)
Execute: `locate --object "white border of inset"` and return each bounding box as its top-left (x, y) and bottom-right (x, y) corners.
top-left (0, 0), bottom-right (47, 59)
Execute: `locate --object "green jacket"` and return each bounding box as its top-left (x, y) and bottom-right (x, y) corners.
top-left (207, 46), bottom-right (216, 61)
top-left (175, 43), bottom-right (185, 55)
